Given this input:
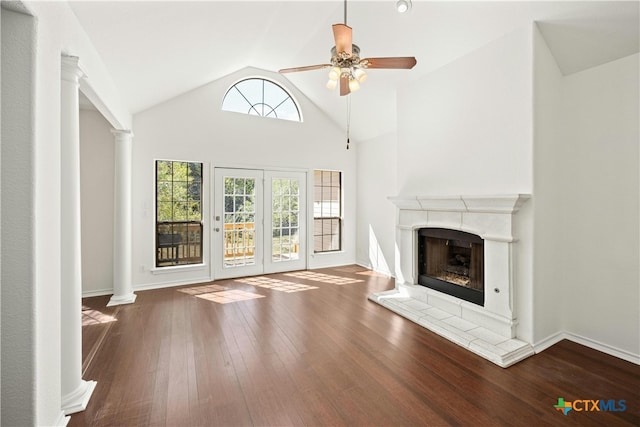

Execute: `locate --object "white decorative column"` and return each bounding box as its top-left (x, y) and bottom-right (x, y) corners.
top-left (107, 129), bottom-right (136, 306)
top-left (60, 55), bottom-right (96, 414)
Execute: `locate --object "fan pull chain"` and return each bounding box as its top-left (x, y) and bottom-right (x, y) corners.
top-left (346, 95), bottom-right (351, 150)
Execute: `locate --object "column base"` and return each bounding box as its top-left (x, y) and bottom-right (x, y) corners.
top-left (52, 410), bottom-right (70, 426)
top-left (107, 292), bottom-right (137, 307)
top-left (61, 379), bottom-right (97, 415)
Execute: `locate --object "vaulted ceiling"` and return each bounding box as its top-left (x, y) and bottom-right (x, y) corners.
top-left (70, 1), bottom-right (639, 141)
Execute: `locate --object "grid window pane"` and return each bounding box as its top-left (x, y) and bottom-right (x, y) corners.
top-left (156, 160), bottom-right (203, 267)
top-left (271, 178), bottom-right (300, 263)
top-left (223, 176), bottom-right (257, 268)
top-left (222, 78), bottom-right (301, 122)
top-left (313, 170), bottom-right (342, 253)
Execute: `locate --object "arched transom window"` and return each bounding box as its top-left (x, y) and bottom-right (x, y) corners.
top-left (222, 78), bottom-right (301, 122)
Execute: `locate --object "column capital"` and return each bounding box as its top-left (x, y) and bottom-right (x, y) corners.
top-left (111, 129), bottom-right (134, 140)
top-left (61, 55), bottom-right (86, 84)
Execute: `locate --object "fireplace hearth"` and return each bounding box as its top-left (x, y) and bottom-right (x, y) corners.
top-left (418, 228), bottom-right (484, 306)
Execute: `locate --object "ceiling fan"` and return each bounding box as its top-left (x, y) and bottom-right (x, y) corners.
top-left (278, 0), bottom-right (417, 96)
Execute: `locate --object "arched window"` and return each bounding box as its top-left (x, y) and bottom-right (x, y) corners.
top-left (222, 78), bottom-right (301, 122)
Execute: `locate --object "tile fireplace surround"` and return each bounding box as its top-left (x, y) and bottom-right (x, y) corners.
top-left (369, 194), bottom-right (534, 367)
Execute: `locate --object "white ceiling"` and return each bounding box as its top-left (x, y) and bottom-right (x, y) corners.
top-left (69, 0), bottom-right (639, 141)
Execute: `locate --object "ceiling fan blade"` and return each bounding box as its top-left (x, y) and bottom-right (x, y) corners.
top-left (362, 57), bottom-right (417, 69)
top-left (279, 64), bottom-right (332, 73)
top-left (340, 75), bottom-right (350, 96)
top-left (332, 23), bottom-right (353, 56)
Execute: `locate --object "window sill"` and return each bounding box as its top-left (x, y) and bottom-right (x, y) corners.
top-left (313, 250), bottom-right (345, 256)
top-left (151, 263), bottom-right (208, 275)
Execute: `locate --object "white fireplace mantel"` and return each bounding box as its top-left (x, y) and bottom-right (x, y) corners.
top-left (388, 194), bottom-right (530, 243)
top-left (387, 194), bottom-right (530, 214)
top-left (369, 193), bottom-right (534, 367)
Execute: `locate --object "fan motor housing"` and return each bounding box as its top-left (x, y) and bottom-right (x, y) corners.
top-left (331, 44), bottom-right (361, 68)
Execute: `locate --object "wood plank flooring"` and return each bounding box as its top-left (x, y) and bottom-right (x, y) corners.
top-left (71, 266), bottom-right (639, 426)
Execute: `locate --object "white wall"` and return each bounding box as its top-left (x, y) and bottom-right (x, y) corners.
top-left (0, 8), bottom-right (3, 423)
top-left (2, 8), bottom-right (37, 424)
top-left (355, 132), bottom-right (396, 276)
top-left (388, 22), bottom-right (639, 361)
top-left (396, 27), bottom-right (533, 196)
top-left (393, 27), bottom-right (535, 341)
top-left (132, 67), bottom-right (356, 289)
top-left (531, 25), bottom-right (639, 362)
top-left (1, 1), bottom-right (131, 424)
top-left (80, 109), bottom-right (115, 296)
top-left (532, 25), bottom-right (565, 345)
top-left (558, 53), bottom-right (639, 358)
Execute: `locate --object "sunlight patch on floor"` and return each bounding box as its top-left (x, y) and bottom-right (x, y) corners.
top-left (284, 271), bottom-right (364, 285)
top-left (195, 289), bottom-right (266, 304)
top-left (177, 284), bottom-right (229, 295)
top-left (234, 276), bottom-right (318, 293)
top-left (82, 309), bottom-right (118, 326)
top-left (178, 283), bottom-right (267, 304)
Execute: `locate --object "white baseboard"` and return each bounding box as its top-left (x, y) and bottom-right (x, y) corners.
top-left (355, 258), bottom-right (370, 268)
top-left (134, 275), bottom-right (212, 292)
top-left (82, 288), bottom-right (114, 298)
top-left (61, 379), bottom-right (97, 416)
top-left (355, 260), bottom-right (394, 278)
top-left (534, 331), bottom-right (640, 365)
top-left (309, 258), bottom-right (358, 270)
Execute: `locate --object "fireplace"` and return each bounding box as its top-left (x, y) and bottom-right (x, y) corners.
top-left (369, 194), bottom-right (534, 367)
top-left (418, 228), bottom-right (484, 306)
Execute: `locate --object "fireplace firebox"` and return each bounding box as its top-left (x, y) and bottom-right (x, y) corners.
top-left (417, 228), bottom-right (484, 306)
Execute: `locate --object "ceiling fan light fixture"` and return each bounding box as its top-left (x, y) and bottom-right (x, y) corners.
top-left (326, 79), bottom-right (338, 90)
top-left (348, 78), bottom-right (360, 92)
top-left (396, 0), bottom-right (411, 13)
top-left (328, 66), bottom-right (341, 81)
top-left (353, 67), bottom-right (367, 83)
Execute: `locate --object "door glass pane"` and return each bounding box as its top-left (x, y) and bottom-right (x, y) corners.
top-left (272, 178), bottom-right (300, 262)
top-left (223, 176), bottom-right (256, 267)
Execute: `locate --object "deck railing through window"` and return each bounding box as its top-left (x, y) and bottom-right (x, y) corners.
top-left (156, 221), bottom-right (203, 267)
top-left (224, 222), bottom-right (255, 259)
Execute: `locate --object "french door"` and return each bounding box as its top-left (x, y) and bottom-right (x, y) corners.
top-left (213, 168), bottom-right (306, 279)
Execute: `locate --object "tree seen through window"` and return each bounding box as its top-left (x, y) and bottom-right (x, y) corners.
top-left (156, 160), bottom-right (203, 267)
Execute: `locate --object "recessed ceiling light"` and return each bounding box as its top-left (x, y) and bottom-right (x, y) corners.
top-left (396, 0), bottom-right (411, 13)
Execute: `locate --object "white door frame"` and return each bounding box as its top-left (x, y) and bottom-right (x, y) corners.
top-left (264, 170), bottom-right (307, 274)
top-left (212, 167), bottom-right (307, 279)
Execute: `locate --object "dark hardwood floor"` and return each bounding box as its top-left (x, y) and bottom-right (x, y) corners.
top-left (71, 266), bottom-right (639, 426)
